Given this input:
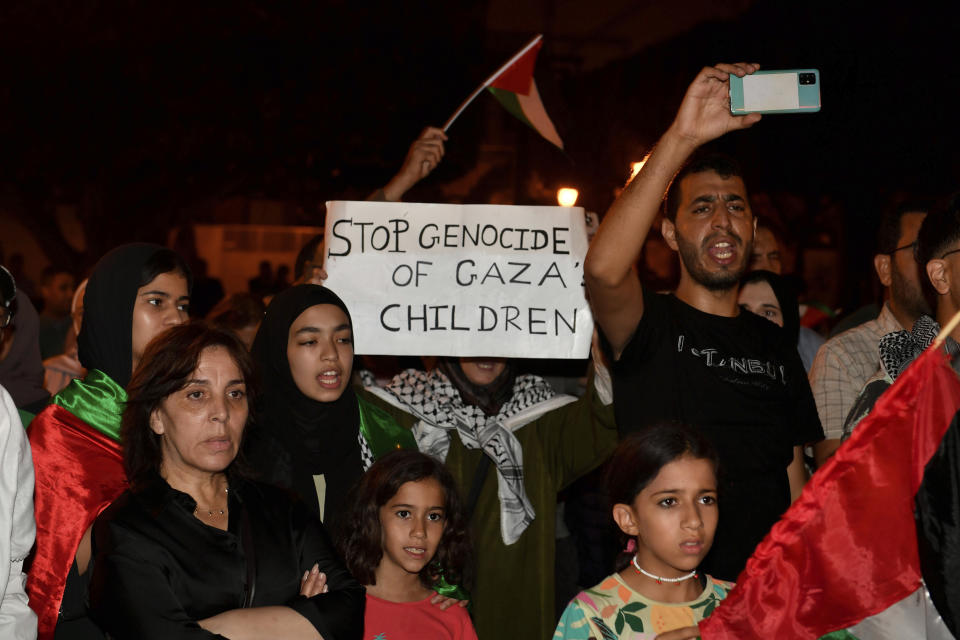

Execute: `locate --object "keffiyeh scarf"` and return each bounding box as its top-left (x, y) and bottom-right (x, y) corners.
top-left (879, 315), bottom-right (958, 381)
top-left (382, 368), bottom-right (560, 545)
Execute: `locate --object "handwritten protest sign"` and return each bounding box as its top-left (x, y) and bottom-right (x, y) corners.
top-left (322, 201), bottom-right (593, 358)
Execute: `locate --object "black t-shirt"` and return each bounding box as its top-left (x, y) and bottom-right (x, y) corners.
top-left (604, 290), bottom-right (823, 579)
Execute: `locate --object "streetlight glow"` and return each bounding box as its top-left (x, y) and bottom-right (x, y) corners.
top-left (557, 187), bottom-right (579, 207)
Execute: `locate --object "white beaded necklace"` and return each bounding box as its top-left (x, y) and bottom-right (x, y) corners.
top-left (631, 554), bottom-right (698, 585)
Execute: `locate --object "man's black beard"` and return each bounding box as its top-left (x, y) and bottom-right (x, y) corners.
top-left (891, 261), bottom-right (932, 320)
top-left (676, 232), bottom-right (750, 292)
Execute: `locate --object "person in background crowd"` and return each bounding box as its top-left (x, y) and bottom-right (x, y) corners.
top-left (37, 266), bottom-right (75, 360)
top-left (340, 450), bottom-right (477, 640)
top-left (89, 323), bottom-right (363, 640)
top-left (275, 264), bottom-right (292, 291)
top-left (6, 255), bottom-right (35, 302)
top-left (206, 292), bottom-right (266, 350)
top-left (294, 235), bottom-right (327, 287)
top-left (584, 62), bottom-right (823, 581)
top-left (0, 266), bottom-right (50, 417)
top-left (42, 279), bottom-right (87, 396)
top-left (843, 198), bottom-right (960, 437)
top-left (248, 260), bottom-right (275, 300)
top-left (738, 269), bottom-right (811, 381)
top-left (26, 244), bottom-right (191, 640)
top-left (749, 220), bottom-right (784, 274)
top-left (555, 425), bottom-right (733, 640)
top-left (186, 259), bottom-right (224, 320)
top-left (0, 384), bottom-right (38, 640)
top-left (808, 201), bottom-right (929, 466)
top-left (747, 221), bottom-right (824, 371)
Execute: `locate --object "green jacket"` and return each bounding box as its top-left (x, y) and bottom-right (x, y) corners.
top-left (365, 380), bottom-right (617, 640)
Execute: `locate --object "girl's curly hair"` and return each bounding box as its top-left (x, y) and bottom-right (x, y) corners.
top-left (337, 449), bottom-right (472, 590)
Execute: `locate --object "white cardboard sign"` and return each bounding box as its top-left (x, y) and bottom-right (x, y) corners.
top-left (322, 201), bottom-right (593, 358)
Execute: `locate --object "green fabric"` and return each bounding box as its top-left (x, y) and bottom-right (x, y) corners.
top-left (52, 369), bottom-right (126, 441)
top-left (363, 379), bottom-right (618, 640)
top-left (432, 569), bottom-right (471, 603)
top-left (357, 390), bottom-right (417, 458)
top-left (818, 631), bottom-right (859, 640)
top-left (17, 409), bottom-right (34, 430)
top-left (487, 87), bottom-right (534, 129)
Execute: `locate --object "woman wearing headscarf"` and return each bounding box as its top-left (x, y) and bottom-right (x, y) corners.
top-left (738, 269), bottom-right (812, 500)
top-left (363, 351), bottom-right (617, 640)
top-left (247, 285), bottom-right (415, 533)
top-left (0, 265), bottom-right (50, 416)
top-left (738, 269), bottom-right (824, 372)
top-left (738, 269), bottom-right (801, 345)
top-left (26, 244), bottom-right (191, 640)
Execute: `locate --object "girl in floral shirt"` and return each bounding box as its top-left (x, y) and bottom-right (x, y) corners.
top-left (555, 424), bottom-right (734, 640)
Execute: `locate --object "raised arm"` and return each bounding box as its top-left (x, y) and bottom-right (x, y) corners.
top-left (372, 126), bottom-right (447, 202)
top-left (584, 63), bottom-right (761, 356)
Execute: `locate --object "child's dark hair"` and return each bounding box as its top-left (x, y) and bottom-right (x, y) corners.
top-left (605, 423), bottom-right (720, 571)
top-left (338, 450), bottom-right (472, 589)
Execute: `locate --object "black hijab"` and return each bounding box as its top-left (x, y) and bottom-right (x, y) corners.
top-left (250, 285), bottom-right (361, 522)
top-left (741, 270), bottom-right (801, 344)
top-left (438, 358), bottom-right (517, 416)
top-left (78, 243), bottom-right (190, 388)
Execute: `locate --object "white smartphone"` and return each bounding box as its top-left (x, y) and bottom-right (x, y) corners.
top-left (729, 69), bottom-right (821, 115)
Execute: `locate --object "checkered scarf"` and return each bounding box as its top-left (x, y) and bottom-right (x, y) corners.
top-left (382, 368), bottom-right (557, 545)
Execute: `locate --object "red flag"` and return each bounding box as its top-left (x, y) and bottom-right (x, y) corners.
top-left (700, 346), bottom-right (960, 639)
top-left (27, 405), bottom-right (127, 640)
top-left (444, 35), bottom-right (564, 149)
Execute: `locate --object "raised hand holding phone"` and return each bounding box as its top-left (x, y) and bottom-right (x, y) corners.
top-left (669, 63), bottom-right (763, 150)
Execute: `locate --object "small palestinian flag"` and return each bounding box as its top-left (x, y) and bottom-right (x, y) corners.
top-left (444, 35), bottom-right (564, 150)
top-left (699, 345), bottom-right (960, 639)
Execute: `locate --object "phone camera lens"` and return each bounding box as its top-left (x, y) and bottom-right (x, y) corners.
top-left (799, 73), bottom-right (816, 85)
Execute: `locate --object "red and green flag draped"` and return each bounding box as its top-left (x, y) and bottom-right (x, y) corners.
top-left (699, 345), bottom-right (960, 639)
top-left (444, 35), bottom-right (564, 150)
top-left (27, 371), bottom-right (128, 640)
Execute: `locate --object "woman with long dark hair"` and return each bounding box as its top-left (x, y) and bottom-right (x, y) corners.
top-left (89, 323), bottom-right (363, 640)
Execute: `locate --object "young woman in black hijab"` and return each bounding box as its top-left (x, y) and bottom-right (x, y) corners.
top-left (738, 269), bottom-right (801, 343)
top-left (27, 243), bottom-right (191, 640)
top-left (738, 268), bottom-right (813, 502)
top-left (247, 285), bottom-right (414, 533)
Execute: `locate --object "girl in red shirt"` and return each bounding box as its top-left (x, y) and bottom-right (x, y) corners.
top-left (339, 450), bottom-right (477, 640)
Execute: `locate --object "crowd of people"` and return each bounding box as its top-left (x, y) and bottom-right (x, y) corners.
top-left (0, 62), bottom-right (957, 640)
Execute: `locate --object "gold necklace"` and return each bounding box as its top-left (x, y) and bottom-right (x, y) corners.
top-left (193, 487), bottom-right (229, 518)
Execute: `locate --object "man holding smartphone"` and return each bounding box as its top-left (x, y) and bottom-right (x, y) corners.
top-left (585, 63), bottom-right (823, 580)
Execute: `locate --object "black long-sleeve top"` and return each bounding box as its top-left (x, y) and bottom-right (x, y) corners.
top-left (88, 474), bottom-right (364, 640)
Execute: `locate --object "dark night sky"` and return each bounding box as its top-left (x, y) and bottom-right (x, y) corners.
top-left (1, 0), bottom-right (958, 304)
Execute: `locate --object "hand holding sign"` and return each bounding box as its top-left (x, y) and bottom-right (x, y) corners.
top-left (322, 201), bottom-right (594, 359)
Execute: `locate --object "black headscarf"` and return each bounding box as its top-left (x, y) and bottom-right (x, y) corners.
top-left (741, 270), bottom-right (801, 344)
top-left (438, 358), bottom-right (517, 416)
top-left (78, 243), bottom-right (188, 388)
top-left (250, 285), bottom-right (361, 523)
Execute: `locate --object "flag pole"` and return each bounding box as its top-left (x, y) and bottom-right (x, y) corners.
top-left (935, 308), bottom-right (960, 348)
top-left (442, 34), bottom-right (543, 132)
